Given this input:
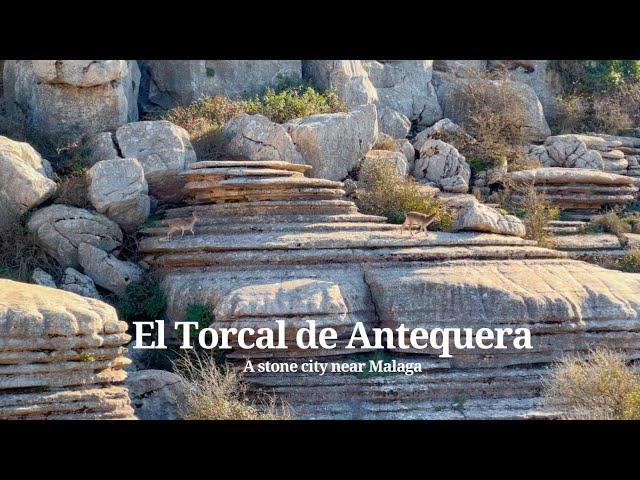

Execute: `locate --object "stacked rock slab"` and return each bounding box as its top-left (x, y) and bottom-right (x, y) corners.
top-left (507, 167), bottom-right (639, 220)
top-left (573, 133), bottom-right (640, 178)
top-left (139, 159), bottom-right (640, 419)
top-left (0, 280), bottom-right (135, 419)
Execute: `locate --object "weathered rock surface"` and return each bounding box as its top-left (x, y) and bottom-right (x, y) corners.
top-left (78, 243), bottom-right (142, 295)
top-left (27, 205), bottom-right (123, 268)
top-left (412, 139), bottom-right (470, 193)
top-left (140, 60), bottom-right (301, 112)
top-left (60, 267), bottom-right (101, 299)
top-left (433, 60), bottom-right (487, 77)
top-left (31, 268), bottom-right (57, 288)
top-left (286, 104), bottom-right (378, 181)
top-left (138, 156), bottom-right (640, 420)
top-left (3, 60), bottom-right (139, 145)
top-left (363, 60), bottom-right (442, 127)
top-left (0, 279), bottom-right (134, 419)
top-left (125, 369), bottom-right (187, 420)
top-left (433, 73), bottom-right (550, 141)
top-left (0, 136), bottom-right (57, 232)
top-left (446, 195), bottom-right (526, 237)
top-left (82, 132), bottom-right (120, 167)
top-left (115, 121), bottom-right (195, 203)
top-left (378, 107), bottom-right (411, 138)
top-left (541, 135), bottom-right (605, 170)
top-left (223, 114), bottom-right (303, 164)
top-left (302, 60), bottom-right (378, 109)
top-left (205, 60), bottom-right (301, 98)
top-left (87, 158), bottom-right (150, 232)
top-left (507, 167), bottom-right (638, 219)
top-left (416, 118), bottom-right (465, 140)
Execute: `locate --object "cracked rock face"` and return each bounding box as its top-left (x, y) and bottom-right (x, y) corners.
top-left (87, 158), bottom-right (150, 232)
top-left (223, 114), bottom-right (304, 164)
top-left (433, 73), bottom-right (550, 142)
top-left (363, 60), bottom-right (443, 127)
top-left (447, 195), bottom-right (526, 237)
top-left (542, 135), bottom-right (605, 170)
top-left (0, 136), bottom-right (57, 232)
top-left (124, 369), bottom-right (187, 420)
top-left (115, 121), bottom-right (196, 203)
top-left (302, 60), bottom-right (378, 109)
top-left (27, 204), bottom-right (123, 268)
top-left (378, 107), bottom-right (411, 138)
top-left (2, 60), bottom-right (139, 145)
top-left (286, 104), bottom-right (379, 181)
top-left (60, 267), bottom-right (102, 300)
top-left (78, 242), bottom-right (142, 295)
top-left (412, 138), bottom-right (470, 193)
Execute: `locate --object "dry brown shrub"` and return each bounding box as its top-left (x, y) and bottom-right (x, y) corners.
top-left (173, 352), bottom-right (291, 420)
top-left (54, 171), bottom-right (90, 208)
top-left (543, 348), bottom-right (640, 420)
top-left (372, 136), bottom-right (397, 152)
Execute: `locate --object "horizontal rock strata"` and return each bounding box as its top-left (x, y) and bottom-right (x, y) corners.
top-left (140, 158), bottom-right (640, 419)
top-left (0, 279), bottom-right (135, 419)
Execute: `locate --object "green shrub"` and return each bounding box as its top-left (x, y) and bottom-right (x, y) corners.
top-left (619, 250), bottom-right (640, 273)
top-left (117, 279), bottom-right (166, 322)
top-left (356, 159), bottom-right (445, 225)
top-left (0, 219), bottom-right (61, 282)
top-left (163, 94), bottom-right (246, 138)
top-left (176, 304), bottom-right (213, 341)
top-left (549, 60), bottom-right (640, 94)
top-left (587, 212), bottom-right (632, 236)
top-left (543, 348), bottom-right (640, 420)
top-left (245, 80), bottom-right (346, 124)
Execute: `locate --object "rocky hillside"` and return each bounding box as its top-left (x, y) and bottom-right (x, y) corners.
top-left (1, 60), bottom-right (639, 420)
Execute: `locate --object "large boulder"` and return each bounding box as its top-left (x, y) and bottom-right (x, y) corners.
top-left (139, 60), bottom-right (302, 112)
top-left (125, 369), bottom-right (188, 420)
top-left (495, 60), bottom-right (563, 127)
top-left (541, 135), bottom-right (604, 170)
top-left (0, 136), bottom-right (56, 232)
top-left (377, 107), bottom-right (411, 138)
top-left (286, 104), bottom-right (378, 181)
top-left (205, 60), bottom-right (301, 98)
top-left (3, 60), bottom-right (139, 145)
top-left (412, 138), bottom-right (471, 193)
top-left (446, 195), bottom-right (526, 237)
top-left (114, 121), bottom-right (196, 203)
top-left (78, 242), bottom-right (142, 295)
top-left (87, 158), bottom-right (150, 232)
top-left (361, 149), bottom-right (409, 177)
top-left (363, 60), bottom-right (442, 127)
top-left (0, 278), bottom-right (135, 419)
top-left (302, 60), bottom-right (377, 109)
top-left (27, 205), bottom-right (123, 268)
top-left (222, 114), bottom-right (303, 164)
top-left (433, 73), bottom-right (551, 142)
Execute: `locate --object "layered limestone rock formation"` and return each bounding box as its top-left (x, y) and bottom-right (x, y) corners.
top-left (507, 167), bottom-right (639, 220)
top-left (2, 60), bottom-right (139, 145)
top-left (0, 279), bottom-right (135, 419)
top-left (137, 156), bottom-right (640, 418)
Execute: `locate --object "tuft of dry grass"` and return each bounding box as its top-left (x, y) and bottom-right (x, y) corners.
top-left (173, 352), bottom-right (291, 420)
top-left (53, 170), bottom-right (90, 208)
top-left (371, 136), bottom-right (398, 152)
top-left (587, 212), bottom-right (632, 236)
top-left (499, 181), bottom-right (559, 246)
top-left (543, 348), bottom-right (640, 420)
top-left (618, 250), bottom-right (640, 273)
top-left (0, 219), bottom-right (62, 283)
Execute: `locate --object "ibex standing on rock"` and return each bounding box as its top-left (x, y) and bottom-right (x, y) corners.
top-left (166, 212), bottom-right (200, 240)
top-left (401, 211), bottom-right (439, 236)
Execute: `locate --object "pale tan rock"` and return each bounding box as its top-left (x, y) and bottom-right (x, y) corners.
top-left (0, 136), bottom-right (57, 232)
top-left (27, 204), bottom-right (123, 268)
top-left (78, 243), bottom-right (142, 295)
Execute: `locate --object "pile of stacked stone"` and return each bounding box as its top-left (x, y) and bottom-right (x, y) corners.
top-left (528, 133), bottom-right (640, 180)
top-left (0, 279), bottom-right (135, 419)
top-left (136, 157), bottom-right (640, 419)
top-left (507, 167), bottom-right (638, 220)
